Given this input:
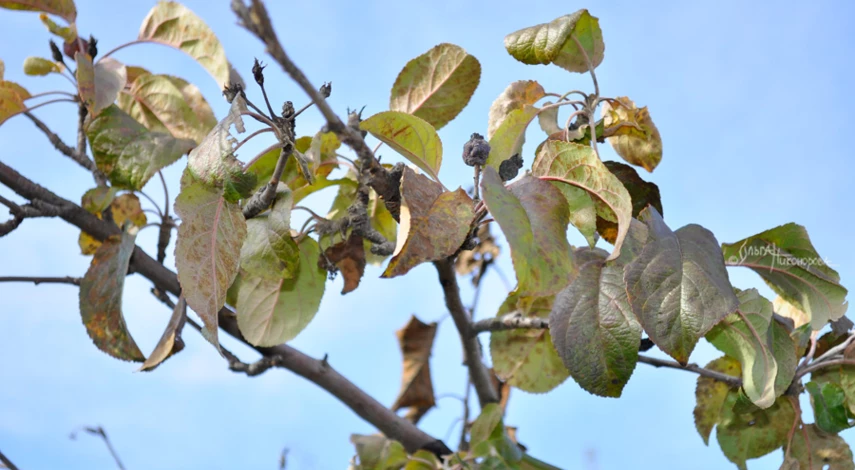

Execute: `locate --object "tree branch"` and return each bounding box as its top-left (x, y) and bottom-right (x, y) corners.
top-left (0, 449), bottom-right (20, 470)
top-left (0, 276), bottom-right (81, 285)
top-left (636, 355), bottom-right (742, 387)
top-left (433, 259), bottom-right (499, 407)
top-left (242, 146), bottom-right (292, 219)
top-left (0, 160), bottom-right (451, 457)
top-left (470, 311), bottom-right (548, 335)
top-left (25, 112), bottom-right (97, 174)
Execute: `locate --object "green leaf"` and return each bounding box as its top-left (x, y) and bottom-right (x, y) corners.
top-left (0, 0), bottom-right (76, 23)
top-left (722, 223), bottom-right (849, 331)
top-left (349, 434), bottom-right (408, 470)
top-left (531, 140), bottom-right (632, 261)
top-left (706, 289), bottom-right (778, 408)
top-left (79, 226), bottom-right (145, 362)
top-left (769, 316), bottom-right (799, 397)
top-left (366, 186), bottom-right (398, 266)
top-left (138, 1), bottom-right (230, 86)
top-left (470, 403), bottom-right (523, 468)
top-left (116, 73), bottom-right (216, 144)
top-left (23, 56), bottom-right (60, 76)
top-left (382, 170), bottom-right (473, 278)
top-left (404, 450), bottom-right (440, 470)
top-left (360, 111), bottom-right (442, 182)
top-left (0, 79), bottom-right (31, 126)
top-left (86, 105), bottom-right (195, 190)
top-left (139, 295), bottom-right (186, 372)
top-left (389, 43), bottom-right (480, 130)
top-left (485, 105), bottom-right (539, 172)
top-left (239, 187), bottom-right (299, 281)
top-left (551, 181), bottom-right (597, 247)
top-left (806, 381), bottom-right (852, 434)
top-left (596, 160), bottom-right (662, 245)
top-left (694, 356), bottom-right (741, 445)
top-left (601, 97), bottom-right (663, 172)
top-left (78, 193), bottom-right (147, 255)
top-left (487, 80), bottom-right (546, 140)
top-left (39, 12), bottom-right (75, 42)
top-left (786, 424), bottom-right (854, 470)
top-left (716, 394), bottom-right (795, 470)
top-left (174, 177), bottom-right (247, 349)
top-left (236, 237), bottom-right (326, 347)
top-left (92, 58), bottom-right (127, 115)
top-left (625, 207), bottom-right (738, 363)
top-left (504, 10), bottom-right (604, 73)
top-left (491, 292), bottom-right (570, 393)
top-left (549, 224), bottom-right (647, 397)
top-left (480, 167), bottom-right (575, 297)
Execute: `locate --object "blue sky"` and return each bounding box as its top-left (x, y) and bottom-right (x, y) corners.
top-left (1, 1), bottom-right (854, 469)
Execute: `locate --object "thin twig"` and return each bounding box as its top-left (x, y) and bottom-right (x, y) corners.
top-left (157, 171), bottom-right (170, 218)
top-left (0, 276), bottom-right (81, 286)
top-left (138, 190), bottom-right (163, 218)
top-left (242, 146), bottom-right (292, 219)
top-left (470, 311), bottom-right (548, 336)
top-left (636, 355), bottom-right (742, 387)
top-left (232, 127), bottom-right (274, 154)
top-left (795, 359), bottom-right (855, 382)
top-left (70, 426), bottom-right (126, 470)
top-left (458, 376), bottom-right (472, 451)
top-left (0, 449), bottom-right (20, 470)
top-left (813, 331), bottom-right (855, 365)
top-left (24, 112), bottom-right (98, 175)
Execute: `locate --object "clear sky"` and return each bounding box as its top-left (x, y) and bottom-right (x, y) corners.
top-left (1, 1), bottom-right (854, 469)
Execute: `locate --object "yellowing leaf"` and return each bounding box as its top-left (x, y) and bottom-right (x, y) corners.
top-left (360, 111), bottom-right (443, 182)
top-left (487, 80), bottom-right (546, 139)
top-left (235, 237), bottom-right (326, 347)
top-left (39, 12), bottom-right (75, 42)
top-left (0, 0), bottom-right (76, 23)
top-left (239, 187), bottom-right (299, 281)
top-left (485, 105), bottom-right (539, 171)
top-left (139, 295), bottom-right (186, 372)
top-left (504, 10), bottom-right (604, 74)
top-left (138, 1), bottom-right (230, 86)
top-left (0, 80), bottom-right (30, 126)
top-left (174, 177), bottom-right (247, 349)
top-left (79, 227), bottom-right (145, 362)
top-left (78, 193), bottom-right (147, 255)
top-left (693, 356), bottom-right (741, 445)
top-left (601, 97), bottom-right (663, 172)
top-left (391, 315), bottom-right (437, 423)
top-left (390, 43), bottom-right (480, 130)
top-left (75, 51), bottom-right (94, 110)
top-left (787, 424), bottom-right (854, 470)
top-left (22, 56), bottom-right (60, 76)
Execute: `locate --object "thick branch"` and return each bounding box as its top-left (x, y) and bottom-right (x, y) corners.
top-left (637, 355), bottom-right (742, 387)
top-left (0, 160), bottom-right (450, 456)
top-left (433, 259), bottom-right (499, 407)
top-left (0, 276), bottom-right (81, 285)
top-left (242, 146), bottom-right (292, 219)
top-left (470, 311), bottom-right (548, 335)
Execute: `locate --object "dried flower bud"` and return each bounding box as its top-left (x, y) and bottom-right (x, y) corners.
top-left (281, 100), bottom-right (295, 119)
top-left (499, 153), bottom-right (523, 182)
top-left (252, 58), bottom-right (265, 85)
top-left (347, 106), bottom-right (367, 138)
top-left (319, 82), bottom-right (332, 99)
top-left (222, 82), bottom-right (244, 103)
top-left (462, 133), bottom-right (490, 167)
top-left (87, 35), bottom-right (98, 59)
top-left (49, 40), bottom-right (63, 63)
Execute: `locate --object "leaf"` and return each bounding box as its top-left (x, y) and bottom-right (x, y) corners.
top-left (39, 13), bottom-right (75, 42)
top-left (625, 207), bottom-right (739, 363)
top-left (117, 73), bottom-right (215, 143)
top-left (239, 188), bottom-right (299, 281)
top-left (480, 167), bottom-right (575, 297)
top-left (485, 105), bottom-right (539, 171)
top-left (404, 450), bottom-right (440, 470)
top-left (491, 292), bottom-right (570, 393)
top-left (716, 394), bottom-right (795, 470)
top-left (504, 10), bottom-right (604, 73)
top-left (138, 1), bottom-right (230, 86)
top-left (722, 223), bottom-right (849, 331)
top-left (75, 51), bottom-right (94, 110)
top-left (86, 105), bottom-right (195, 190)
top-left (391, 315), bottom-right (437, 422)
top-left (349, 434), bottom-right (408, 470)
top-left (78, 193), bottom-right (147, 255)
top-left (487, 80), bottom-right (546, 140)
top-left (323, 233), bottom-right (365, 294)
top-left (806, 381), bottom-right (852, 434)
top-left (78, 227), bottom-right (145, 362)
top-left (360, 111), bottom-right (442, 182)
top-left (531, 140), bottom-right (632, 261)
top-left (366, 186), bottom-right (397, 266)
top-left (601, 97), bottom-right (663, 172)
top-left (382, 168), bottom-right (474, 278)
top-left (706, 289), bottom-right (778, 408)
top-left (92, 58), bottom-right (127, 115)
top-left (787, 424), bottom-right (854, 470)
top-left (0, 58), bottom-right (4, 79)
top-left (23, 56), bottom-right (60, 76)
top-left (139, 295), bottom-right (186, 372)
top-left (235, 237), bottom-right (326, 347)
top-left (694, 356), bottom-right (741, 445)
top-left (174, 177), bottom-right (246, 349)
top-left (0, 0), bottom-right (76, 22)
top-left (537, 102), bottom-right (562, 136)
top-left (470, 403), bottom-right (523, 467)
top-left (549, 223), bottom-right (648, 397)
top-left (769, 316), bottom-right (799, 397)
top-left (389, 43), bottom-right (480, 130)
top-left (0, 80), bottom-right (30, 126)
top-left (596, 161), bottom-right (662, 244)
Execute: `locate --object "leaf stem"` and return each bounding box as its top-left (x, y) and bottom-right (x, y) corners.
top-left (99, 39), bottom-right (152, 60)
top-left (157, 171), bottom-right (170, 218)
top-left (138, 190), bottom-right (163, 218)
top-left (0, 276), bottom-right (81, 285)
top-left (233, 127), bottom-right (274, 154)
top-left (25, 90), bottom-right (78, 100)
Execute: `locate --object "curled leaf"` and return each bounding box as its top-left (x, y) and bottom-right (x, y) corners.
top-left (391, 315), bottom-right (437, 423)
top-left (139, 295), bottom-right (187, 372)
top-left (601, 97), bottom-right (662, 172)
top-left (0, 0), bottom-right (76, 23)
top-left (504, 10), bottom-right (604, 73)
top-left (485, 105), bottom-right (539, 171)
top-left (323, 233), bottom-right (365, 294)
top-left (487, 80), bottom-right (546, 139)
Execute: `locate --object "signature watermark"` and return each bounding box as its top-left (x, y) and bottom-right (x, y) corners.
top-left (727, 241), bottom-right (835, 271)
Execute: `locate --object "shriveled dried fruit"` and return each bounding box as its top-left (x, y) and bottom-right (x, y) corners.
top-left (462, 132), bottom-right (490, 167)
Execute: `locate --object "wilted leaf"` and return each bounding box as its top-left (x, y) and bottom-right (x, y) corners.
top-left (504, 10), bottom-right (604, 73)
top-left (138, 1), bottom-right (230, 86)
top-left (23, 56), bottom-right (60, 76)
top-left (235, 237), bottom-right (326, 346)
top-left (383, 168), bottom-right (474, 278)
top-left (487, 80), bottom-right (546, 139)
top-left (389, 43), bottom-right (480, 130)
top-left (240, 187), bottom-right (299, 280)
top-left (481, 167), bottom-right (574, 297)
top-left (601, 97), bottom-right (663, 172)
top-left (786, 424), bottom-right (854, 470)
top-left (625, 207), bottom-right (738, 363)
top-left (694, 356), bottom-right (741, 445)
top-left (717, 394), bottom-right (795, 470)
top-left (39, 13), bottom-right (75, 41)
top-left (0, 0), bottom-right (76, 22)
top-left (78, 193), bottom-right (147, 255)
top-left (491, 292), bottom-right (569, 393)
top-left (537, 102), bottom-right (562, 136)
top-left (596, 161), bottom-right (662, 244)
top-left (117, 73), bottom-right (216, 143)
top-left (87, 105), bottom-right (195, 190)
top-left (139, 294), bottom-right (186, 371)
top-left (349, 434), bottom-right (408, 470)
top-left (174, 177), bottom-right (246, 349)
top-left (485, 105), bottom-right (538, 171)
top-left (323, 233), bottom-right (365, 294)
top-left (360, 111), bottom-right (442, 181)
top-left (79, 227), bottom-right (145, 362)
top-left (391, 315), bottom-right (437, 423)
top-left (723, 223), bottom-right (848, 331)
top-left (532, 140), bottom-right (632, 261)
